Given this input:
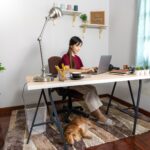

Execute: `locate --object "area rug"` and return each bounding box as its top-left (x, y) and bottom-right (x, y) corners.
top-left (4, 98), bottom-right (150, 150)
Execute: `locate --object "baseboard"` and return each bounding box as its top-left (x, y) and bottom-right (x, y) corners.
top-left (0, 105), bottom-right (24, 117)
top-left (0, 94), bottom-right (108, 116)
top-left (0, 94), bottom-right (149, 117)
top-left (107, 95), bottom-right (150, 117)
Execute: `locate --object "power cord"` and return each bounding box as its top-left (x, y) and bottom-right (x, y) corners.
top-left (22, 82), bottom-right (29, 109)
top-left (21, 81), bottom-right (31, 132)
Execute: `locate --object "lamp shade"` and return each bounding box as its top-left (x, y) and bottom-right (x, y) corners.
top-left (48, 7), bottom-right (63, 19)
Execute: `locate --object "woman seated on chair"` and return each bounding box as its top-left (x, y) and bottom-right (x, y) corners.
top-left (60, 36), bottom-right (114, 126)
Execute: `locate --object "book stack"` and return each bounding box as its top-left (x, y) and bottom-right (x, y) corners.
top-left (109, 69), bottom-right (130, 75)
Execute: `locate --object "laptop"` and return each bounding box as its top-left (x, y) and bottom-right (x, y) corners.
top-left (91, 55), bottom-right (112, 74)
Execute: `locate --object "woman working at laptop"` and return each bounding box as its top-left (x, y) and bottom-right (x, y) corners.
top-left (60, 36), bottom-right (114, 126)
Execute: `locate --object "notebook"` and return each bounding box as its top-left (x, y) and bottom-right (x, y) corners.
top-left (109, 69), bottom-right (130, 75)
top-left (90, 55), bottom-right (112, 75)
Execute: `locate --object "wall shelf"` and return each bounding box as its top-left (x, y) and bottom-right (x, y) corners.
top-left (80, 24), bottom-right (108, 38)
top-left (62, 10), bottom-right (82, 16)
top-left (80, 24), bottom-right (107, 29)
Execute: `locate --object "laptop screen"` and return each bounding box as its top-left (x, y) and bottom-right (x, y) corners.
top-left (98, 55), bottom-right (112, 74)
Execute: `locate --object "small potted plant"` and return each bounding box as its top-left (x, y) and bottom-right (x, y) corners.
top-left (135, 66), bottom-right (141, 76)
top-left (80, 14), bottom-right (88, 34)
top-left (80, 13), bottom-right (88, 24)
top-left (139, 66), bottom-right (145, 75)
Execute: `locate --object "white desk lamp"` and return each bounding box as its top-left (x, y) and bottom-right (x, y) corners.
top-left (34, 7), bottom-right (63, 82)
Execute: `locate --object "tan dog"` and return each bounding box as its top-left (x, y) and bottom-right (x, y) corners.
top-left (64, 116), bottom-right (96, 145)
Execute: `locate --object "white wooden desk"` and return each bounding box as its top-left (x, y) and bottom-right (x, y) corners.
top-left (27, 73), bottom-right (150, 90)
top-left (26, 73), bottom-right (150, 148)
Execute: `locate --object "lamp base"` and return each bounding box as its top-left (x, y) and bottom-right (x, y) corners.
top-left (33, 75), bottom-right (51, 82)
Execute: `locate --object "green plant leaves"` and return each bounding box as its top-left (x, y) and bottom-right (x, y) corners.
top-left (80, 14), bottom-right (88, 22)
top-left (0, 63), bottom-right (5, 71)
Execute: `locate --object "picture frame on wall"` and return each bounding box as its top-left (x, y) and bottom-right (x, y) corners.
top-left (90, 11), bottom-right (105, 25)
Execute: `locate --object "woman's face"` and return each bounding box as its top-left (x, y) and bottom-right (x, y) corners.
top-left (71, 43), bottom-right (82, 55)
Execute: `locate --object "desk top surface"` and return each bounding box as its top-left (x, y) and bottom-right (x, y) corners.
top-left (26, 73), bottom-right (150, 90)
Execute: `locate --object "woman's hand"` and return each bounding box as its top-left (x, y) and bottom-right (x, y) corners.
top-left (69, 68), bottom-right (82, 73)
top-left (81, 67), bottom-right (96, 73)
top-left (69, 67), bottom-right (97, 74)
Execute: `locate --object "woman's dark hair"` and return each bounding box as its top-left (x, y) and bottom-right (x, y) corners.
top-left (67, 36), bottom-right (83, 68)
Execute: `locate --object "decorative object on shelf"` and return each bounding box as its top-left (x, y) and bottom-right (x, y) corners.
top-left (80, 13), bottom-right (88, 23)
top-left (67, 4), bottom-right (72, 11)
top-left (0, 63), bottom-right (5, 72)
top-left (60, 3), bottom-right (65, 10)
top-left (74, 5), bottom-right (78, 11)
top-left (33, 6), bottom-right (63, 82)
top-left (80, 14), bottom-right (88, 36)
top-left (90, 11), bottom-right (105, 25)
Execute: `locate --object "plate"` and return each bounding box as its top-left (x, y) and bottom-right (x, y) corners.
top-left (70, 76), bottom-right (84, 80)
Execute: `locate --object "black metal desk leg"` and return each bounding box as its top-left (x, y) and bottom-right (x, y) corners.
top-left (128, 81), bottom-right (136, 108)
top-left (26, 90), bottom-right (43, 144)
top-left (132, 80), bottom-right (142, 135)
top-left (106, 82), bottom-right (117, 114)
top-left (42, 90), bottom-right (51, 117)
top-left (48, 89), bottom-right (68, 150)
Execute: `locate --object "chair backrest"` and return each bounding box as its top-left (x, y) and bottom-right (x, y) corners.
top-left (48, 56), bottom-right (61, 75)
top-left (48, 56), bottom-right (83, 100)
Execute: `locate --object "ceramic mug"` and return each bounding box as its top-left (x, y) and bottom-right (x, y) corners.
top-left (71, 72), bottom-right (81, 79)
top-left (67, 4), bottom-right (72, 10)
top-left (60, 4), bottom-right (65, 10)
top-left (74, 5), bottom-right (78, 11)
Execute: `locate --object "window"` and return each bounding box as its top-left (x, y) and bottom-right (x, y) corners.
top-left (136, 0), bottom-right (150, 67)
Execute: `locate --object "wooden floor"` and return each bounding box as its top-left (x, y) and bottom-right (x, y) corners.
top-left (86, 131), bottom-right (150, 150)
top-left (0, 114), bottom-right (150, 150)
top-left (0, 115), bottom-right (10, 150)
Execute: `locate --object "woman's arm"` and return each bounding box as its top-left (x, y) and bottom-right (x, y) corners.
top-left (80, 67), bottom-right (95, 73)
top-left (69, 68), bottom-right (91, 73)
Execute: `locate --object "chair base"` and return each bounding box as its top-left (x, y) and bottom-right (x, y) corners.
top-left (57, 105), bottom-right (89, 123)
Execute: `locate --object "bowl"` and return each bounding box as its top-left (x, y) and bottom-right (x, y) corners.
top-left (71, 72), bottom-right (81, 79)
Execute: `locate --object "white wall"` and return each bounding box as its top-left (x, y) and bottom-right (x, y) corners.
top-left (109, 0), bottom-right (150, 111)
top-left (0, 0), bottom-right (109, 107)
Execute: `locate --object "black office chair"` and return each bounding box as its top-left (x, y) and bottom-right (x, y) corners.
top-left (48, 56), bottom-right (88, 122)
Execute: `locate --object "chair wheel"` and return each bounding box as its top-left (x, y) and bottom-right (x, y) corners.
top-left (76, 106), bottom-right (83, 111)
top-left (79, 107), bottom-right (83, 111)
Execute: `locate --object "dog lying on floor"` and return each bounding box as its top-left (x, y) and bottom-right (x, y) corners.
top-left (64, 116), bottom-right (96, 145)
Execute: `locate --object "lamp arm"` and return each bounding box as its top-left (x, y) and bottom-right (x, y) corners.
top-left (38, 17), bottom-right (49, 41)
top-left (37, 16), bottom-right (49, 77)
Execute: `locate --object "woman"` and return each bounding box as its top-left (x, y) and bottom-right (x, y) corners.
top-left (60, 36), bottom-right (114, 125)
